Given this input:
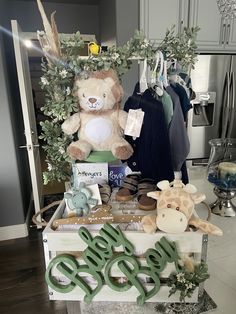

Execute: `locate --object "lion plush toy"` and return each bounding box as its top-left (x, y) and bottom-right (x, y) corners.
top-left (62, 69), bottom-right (133, 161)
top-left (141, 179), bottom-right (223, 236)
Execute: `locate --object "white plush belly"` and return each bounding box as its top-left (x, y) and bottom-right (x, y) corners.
top-left (84, 117), bottom-right (113, 143)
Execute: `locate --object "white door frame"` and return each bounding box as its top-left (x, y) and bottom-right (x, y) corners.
top-left (11, 20), bottom-right (43, 227)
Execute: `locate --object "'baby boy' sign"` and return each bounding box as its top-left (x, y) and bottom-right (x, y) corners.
top-left (45, 224), bottom-right (183, 305)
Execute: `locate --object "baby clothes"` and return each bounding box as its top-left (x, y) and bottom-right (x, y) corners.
top-left (124, 83), bottom-right (174, 183)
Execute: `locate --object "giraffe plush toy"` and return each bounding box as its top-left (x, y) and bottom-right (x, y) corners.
top-left (141, 179), bottom-right (223, 236)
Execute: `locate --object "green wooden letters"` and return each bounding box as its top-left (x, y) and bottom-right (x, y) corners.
top-left (45, 223), bottom-right (182, 304)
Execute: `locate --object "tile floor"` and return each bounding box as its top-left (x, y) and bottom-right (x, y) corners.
top-left (189, 167), bottom-right (236, 314)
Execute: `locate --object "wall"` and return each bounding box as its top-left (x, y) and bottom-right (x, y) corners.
top-left (99, 0), bottom-right (140, 104)
top-left (0, 0), bottom-right (29, 231)
top-left (8, 0), bottom-right (100, 40)
top-left (99, 0), bottom-right (116, 47)
top-left (115, 0), bottom-right (139, 104)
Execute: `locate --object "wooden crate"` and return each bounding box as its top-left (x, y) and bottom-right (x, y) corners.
top-left (43, 201), bottom-right (208, 304)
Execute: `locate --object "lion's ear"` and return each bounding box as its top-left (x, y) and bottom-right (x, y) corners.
top-left (104, 77), bottom-right (115, 88)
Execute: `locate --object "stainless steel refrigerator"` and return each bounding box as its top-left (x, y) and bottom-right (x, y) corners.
top-left (187, 54), bottom-right (236, 162)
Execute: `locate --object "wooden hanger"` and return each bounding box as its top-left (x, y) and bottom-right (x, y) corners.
top-left (52, 204), bottom-right (144, 229)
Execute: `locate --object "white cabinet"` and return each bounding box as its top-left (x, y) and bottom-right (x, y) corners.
top-left (140, 0), bottom-right (188, 44)
top-left (189, 0), bottom-right (223, 51)
top-left (140, 0), bottom-right (236, 52)
top-left (226, 18), bottom-right (236, 50)
top-left (189, 0), bottom-right (236, 52)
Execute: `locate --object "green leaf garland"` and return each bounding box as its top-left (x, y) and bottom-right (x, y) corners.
top-left (168, 261), bottom-right (209, 302)
top-left (39, 27), bottom-right (199, 184)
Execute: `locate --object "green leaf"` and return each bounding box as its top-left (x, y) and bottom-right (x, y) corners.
top-left (39, 27), bottom-right (199, 183)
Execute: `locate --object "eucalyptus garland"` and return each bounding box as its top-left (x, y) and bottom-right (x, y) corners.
top-left (158, 25), bottom-right (200, 71)
top-left (39, 27), bottom-right (199, 184)
top-left (168, 262), bottom-right (209, 302)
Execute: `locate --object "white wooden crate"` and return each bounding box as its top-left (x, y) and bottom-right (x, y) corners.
top-left (43, 201), bottom-right (208, 304)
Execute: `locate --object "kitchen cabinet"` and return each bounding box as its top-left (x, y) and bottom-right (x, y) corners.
top-left (189, 0), bottom-right (223, 51)
top-left (189, 0), bottom-right (236, 52)
top-left (140, 0), bottom-right (236, 52)
top-left (226, 18), bottom-right (236, 50)
top-left (140, 0), bottom-right (188, 44)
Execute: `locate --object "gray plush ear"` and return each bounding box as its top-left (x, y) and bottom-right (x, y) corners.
top-left (64, 193), bottom-right (73, 200)
top-left (67, 198), bottom-right (76, 211)
top-left (81, 187), bottom-right (92, 199)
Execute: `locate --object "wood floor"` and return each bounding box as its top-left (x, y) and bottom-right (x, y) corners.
top-left (0, 228), bottom-right (67, 314)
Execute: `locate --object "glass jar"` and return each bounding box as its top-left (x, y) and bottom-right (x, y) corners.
top-left (207, 138), bottom-right (236, 191)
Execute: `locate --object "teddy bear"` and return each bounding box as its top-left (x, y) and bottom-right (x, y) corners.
top-left (141, 179), bottom-right (223, 236)
top-left (62, 69), bottom-right (133, 161)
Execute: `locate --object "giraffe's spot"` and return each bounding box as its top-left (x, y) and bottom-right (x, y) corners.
top-left (169, 198), bottom-right (181, 206)
top-left (158, 200), bottom-right (165, 207)
top-left (183, 200), bottom-right (189, 207)
top-left (165, 191), bottom-right (171, 197)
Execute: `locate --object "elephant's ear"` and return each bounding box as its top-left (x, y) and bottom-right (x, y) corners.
top-left (64, 193), bottom-right (76, 211)
top-left (64, 193), bottom-right (73, 200)
top-left (81, 188), bottom-right (92, 199)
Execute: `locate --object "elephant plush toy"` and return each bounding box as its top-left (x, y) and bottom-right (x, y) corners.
top-left (64, 183), bottom-right (97, 217)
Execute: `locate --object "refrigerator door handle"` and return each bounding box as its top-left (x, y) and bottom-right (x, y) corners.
top-left (226, 72), bottom-right (235, 138)
top-left (221, 72), bottom-right (230, 138)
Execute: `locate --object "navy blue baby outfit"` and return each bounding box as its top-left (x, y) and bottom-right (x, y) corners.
top-left (124, 83), bottom-right (174, 183)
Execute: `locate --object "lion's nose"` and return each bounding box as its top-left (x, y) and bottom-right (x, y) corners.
top-left (89, 97), bottom-right (97, 104)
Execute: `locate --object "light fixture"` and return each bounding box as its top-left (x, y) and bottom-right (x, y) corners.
top-left (24, 39), bottom-right (33, 48)
top-left (217, 0), bottom-right (236, 19)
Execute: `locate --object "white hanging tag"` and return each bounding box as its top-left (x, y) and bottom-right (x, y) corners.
top-left (124, 109), bottom-right (144, 138)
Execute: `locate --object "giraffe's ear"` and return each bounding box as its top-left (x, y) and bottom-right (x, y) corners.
top-left (147, 191), bottom-right (161, 200)
top-left (183, 184), bottom-right (197, 194)
top-left (191, 193), bottom-right (206, 204)
top-left (157, 180), bottom-right (170, 190)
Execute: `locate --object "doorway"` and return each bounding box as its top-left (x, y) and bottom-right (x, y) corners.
top-left (28, 56), bottom-right (66, 195)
